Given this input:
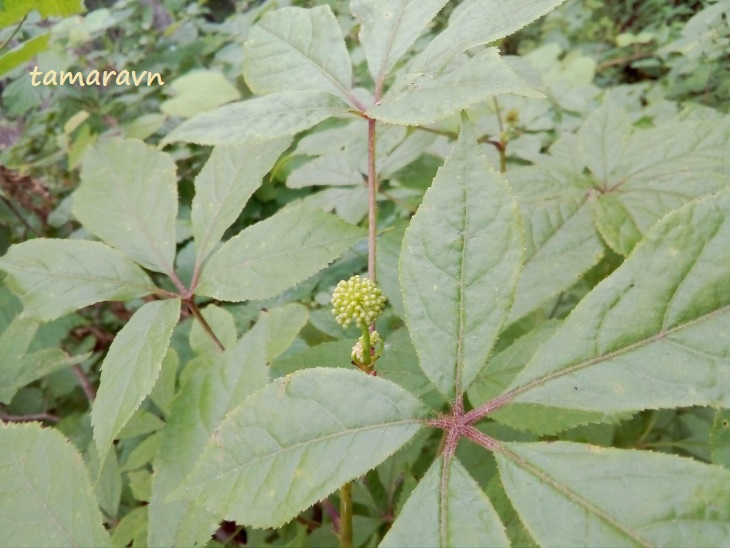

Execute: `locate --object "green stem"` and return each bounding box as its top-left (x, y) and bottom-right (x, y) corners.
top-left (360, 324), bottom-right (372, 367)
top-left (0, 13), bottom-right (28, 53)
top-left (340, 481), bottom-right (353, 548)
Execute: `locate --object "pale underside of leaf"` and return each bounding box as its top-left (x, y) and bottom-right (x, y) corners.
top-left (161, 91), bottom-right (351, 147)
top-left (195, 204), bottom-right (366, 301)
top-left (0, 239), bottom-right (156, 322)
top-left (173, 368), bottom-right (427, 529)
top-left (381, 456), bottom-right (508, 547)
top-left (400, 119), bottom-right (524, 397)
top-left (75, 138), bottom-right (178, 274)
top-left (502, 190), bottom-right (730, 414)
top-left (497, 441), bottom-right (730, 547)
top-left (92, 298), bottom-right (180, 464)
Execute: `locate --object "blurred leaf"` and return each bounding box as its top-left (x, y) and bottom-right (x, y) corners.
top-left (160, 70), bottom-right (241, 118)
top-left (0, 423), bottom-right (111, 547)
top-left (0, 34), bottom-right (49, 77)
top-left (0, 0), bottom-right (84, 27)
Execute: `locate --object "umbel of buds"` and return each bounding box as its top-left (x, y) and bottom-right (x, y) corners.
top-left (331, 275), bottom-right (386, 329)
top-left (331, 275), bottom-right (387, 373)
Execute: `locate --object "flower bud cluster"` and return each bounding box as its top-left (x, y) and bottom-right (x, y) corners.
top-left (331, 275), bottom-right (386, 329)
top-left (351, 330), bottom-right (382, 363)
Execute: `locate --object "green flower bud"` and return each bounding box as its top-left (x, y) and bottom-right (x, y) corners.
top-left (351, 330), bottom-right (382, 363)
top-left (331, 275), bottom-right (387, 329)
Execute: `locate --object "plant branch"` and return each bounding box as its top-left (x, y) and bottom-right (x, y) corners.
top-left (0, 410), bottom-right (59, 424)
top-left (0, 13), bottom-right (28, 52)
top-left (72, 364), bottom-right (96, 402)
top-left (0, 194), bottom-right (38, 235)
top-left (187, 300), bottom-right (225, 352)
top-left (596, 51), bottom-right (653, 72)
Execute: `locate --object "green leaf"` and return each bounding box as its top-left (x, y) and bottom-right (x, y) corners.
top-left (400, 119), bottom-right (524, 397)
top-left (411, 0), bottom-right (568, 73)
top-left (710, 409), bottom-right (730, 469)
top-left (576, 97), bottom-right (632, 185)
top-left (0, 239), bottom-right (156, 321)
top-left (160, 70), bottom-right (241, 119)
top-left (173, 368), bottom-right (428, 529)
top-left (369, 48), bottom-right (542, 126)
top-left (0, 34), bottom-right (49, 77)
top-left (192, 139), bottom-right (291, 265)
top-left (92, 299), bottom-right (180, 463)
top-left (147, 308), bottom-right (281, 547)
top-left (381, 456), bottom-right (508, 547)
top-left (0, 423), bottom-right (111, 547)
top-left (505, 190), bottom-right (730, 414)
top-left (255, 303), bottom-right (309, 362)
top-left (161, 91), bottom-right (350, 146)
top-left (75, 139), bottom-right (178, 274)
top-left (497, 441), bottom-right (730, 546)
top-left (0, 0), bottom-right (84, 26)
top-left (0, 347), bottom-right (82, 405)
top-left (195, 204), bottom-right (366, 301)
top-left (243, 6), bottom-right (353, 103)
top-left (350, 0), bottom-right (449, 84)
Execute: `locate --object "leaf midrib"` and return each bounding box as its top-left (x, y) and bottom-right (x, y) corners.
top-left (498, 444), bottom-right (653, 547)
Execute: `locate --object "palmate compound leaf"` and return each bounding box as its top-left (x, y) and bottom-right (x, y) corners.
top-left (350, 0), bottom-right (449, 85)
top-left (499, 190), bottom-right (730, 415)
top-left (161, 91), bottom-right (351, 147)
top-left (75, 138), bottom-right (178, 274)
top-left (195, 204), bottom-right (366, 302)
top-left (149, 305), bottom-right (305, 547)
top-left (368, 48), bottom-right (543, 126)
top-left (381, 456), bottom-right (508, 548)
top-left (172, 368), bottom-right (428, 529)
top-left (399, 117), bottom-right (523, 398)
top-left (0, 239), bottom-right (156, 322)
top-left (191, 138), bottom-right (291, 266)
top-left (0, 423), bottom-right (112, 547)
top-left (496, 441), bottom-right (730, 546)
top-left (92, 298), bottom-right (180, 464)
top-left (243, 6), bottom-right (353, 103)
